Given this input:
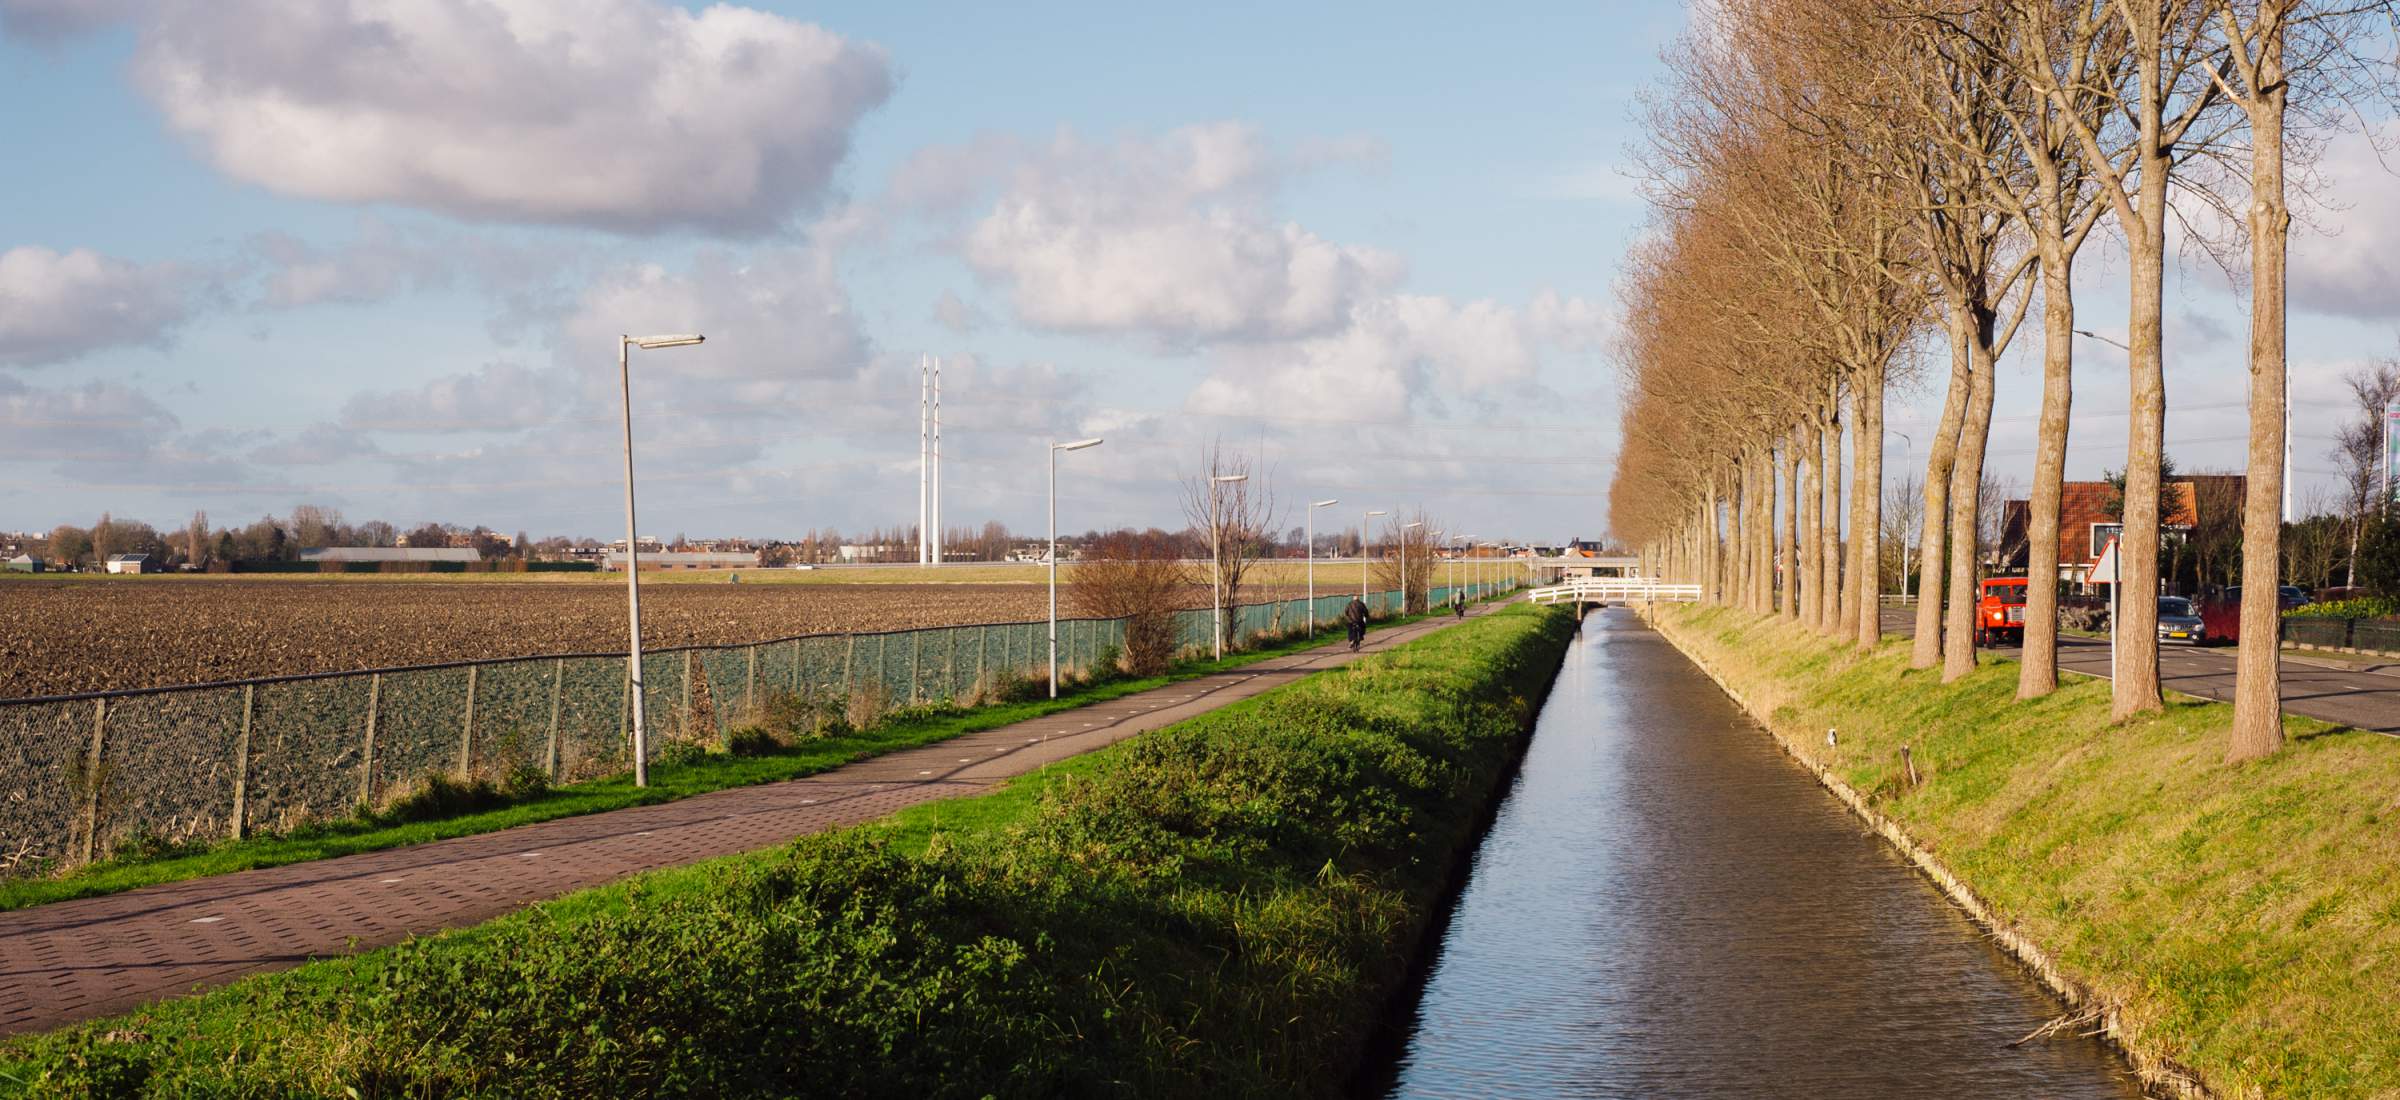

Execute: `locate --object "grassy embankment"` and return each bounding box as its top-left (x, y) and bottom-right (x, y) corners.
top-left (1650, 605), bottom-right (2399, 1100)
top-left (0, 604), bottom-right (1575, 1098)
top-left (0, 602), bottom-right (1487, 914)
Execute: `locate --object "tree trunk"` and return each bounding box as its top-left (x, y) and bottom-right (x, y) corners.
top-left (1913, 319), bottom-right (1972, 669)
top-left (1943, 308), bottom-right (2000, 683)
top-left (2230, 27), bottom-right (2289, 763)
top-left (1780, 441), bottom-right (1800, 619)
top-left (2115, 140), bottom-right (2170, 719)
top-left (1820, 394), bottom-right (1844, 637)
top-left (1801, 420), bottom-right (1823, 627)
top-left (2020, 241), bottom-right (2075, 698)
top-left (1853, 359), bottom-right (1886, 649)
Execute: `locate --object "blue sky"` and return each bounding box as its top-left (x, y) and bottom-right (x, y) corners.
top-left (2, 1), bottom-right (2395, 546)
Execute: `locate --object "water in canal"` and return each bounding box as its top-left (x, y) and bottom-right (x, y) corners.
top-left (1377, 607), bottom-right (2140, 1098)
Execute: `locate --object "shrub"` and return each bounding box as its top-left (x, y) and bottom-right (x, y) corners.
top-left (2286, 596), bottom-right (2400, 621)
top-left (381, 773), bottom-right (508, 823)
top-left (1068, 531), bottom-right (1187, 675)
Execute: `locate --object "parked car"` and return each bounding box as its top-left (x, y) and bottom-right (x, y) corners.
top-left (1975, 577), bottom-right (2030, 647)
top-left (2202, 585), bottom-right (2312, 643)
top-left (2158, 596), bottom-right (2208, 645)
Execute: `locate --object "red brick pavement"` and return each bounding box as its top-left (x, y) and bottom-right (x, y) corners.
top-left (0, 606), bottom-right (1498, 1037)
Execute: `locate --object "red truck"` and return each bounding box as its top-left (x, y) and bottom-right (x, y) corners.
top-left (1975, 577), bottom-right (2030, 647)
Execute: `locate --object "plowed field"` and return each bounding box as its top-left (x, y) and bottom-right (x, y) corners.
top-left (0, 580), bottom-right (1080, 699)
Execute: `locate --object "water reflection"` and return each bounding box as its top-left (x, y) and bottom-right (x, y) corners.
top-left (1379, 608), bottom-right (2138, 1099)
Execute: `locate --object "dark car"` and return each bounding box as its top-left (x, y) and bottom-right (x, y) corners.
top-left (2202, 585), bottom-right (2311, 643)
top-left (2158, 596), bottom-right (2207, 645)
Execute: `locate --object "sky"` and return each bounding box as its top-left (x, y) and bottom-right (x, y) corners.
top-left (0, 1), bottom-right (2394, 548)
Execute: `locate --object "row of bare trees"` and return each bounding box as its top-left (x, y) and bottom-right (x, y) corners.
top-left (1610, 0), bottom-right (2391, 762)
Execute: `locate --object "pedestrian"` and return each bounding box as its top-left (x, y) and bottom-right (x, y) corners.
top-left (1343, 595), bottom-right (1370, 651)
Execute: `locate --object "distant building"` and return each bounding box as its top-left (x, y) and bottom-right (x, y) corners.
top-left (104, 553), bottom-right (154, 574)
top-left (5, 554), bottom-right (44, 573)
top-left (301, 547), bottom-right (483, 564)
top-left (603, 549), bottom-right (760, 571)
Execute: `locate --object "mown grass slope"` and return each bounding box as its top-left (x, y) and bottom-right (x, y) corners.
top-left (1, 604), bottom-right (1573, 1099)
top-left (1653, 605), bottom-right (2400, 1100)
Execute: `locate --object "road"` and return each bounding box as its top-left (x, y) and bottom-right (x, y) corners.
top-left (0, 606), bottom-right (1498, 1038)
top-left (1879, 608), bottom-right (2400, 735)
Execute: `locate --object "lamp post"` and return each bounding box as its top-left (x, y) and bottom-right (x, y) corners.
top-left (1361, 509), bottom-right (1388, 601)
top-left (1307, 498), bottom-right (1339, 636)
top-left (618, 332), bottom-right (704, 788)
top-left (1210, 473), bottom-right (1248, 659)
top-left (1401, 520), bottom-right (1424, 614)
top-left (1048, 437), bottom-right (1104, 698)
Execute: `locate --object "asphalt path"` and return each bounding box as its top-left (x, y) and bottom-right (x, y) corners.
top-left (1878, 608), bottom-right (2400, 735)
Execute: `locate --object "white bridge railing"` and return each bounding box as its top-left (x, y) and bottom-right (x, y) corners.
top-left (1526, 578), bottom-right (1703, 605)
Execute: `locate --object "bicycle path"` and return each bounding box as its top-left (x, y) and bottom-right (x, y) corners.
top-left (0, 606), bottom-right (1499, 1038)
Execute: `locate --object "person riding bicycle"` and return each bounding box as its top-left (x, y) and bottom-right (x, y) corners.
top-left (1452, 590), bottom-right (1467, 618)
top-left (1342, 596), bottom-right (1370, 650)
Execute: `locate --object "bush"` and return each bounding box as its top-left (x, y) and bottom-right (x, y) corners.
top-left (380, 773), bottom-right (509, 824)
top-left (1, 607), bottom-right (1577, 1098)
top-left (726, 727), bottom-right (781, 757)
top-left (2285, 595), bottom-right (2400, 621)
top-left (1068, 531), bottom-right (1187, 675)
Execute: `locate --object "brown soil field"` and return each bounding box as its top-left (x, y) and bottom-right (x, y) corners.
top-left (0, 578), bottom-right (1332, 699)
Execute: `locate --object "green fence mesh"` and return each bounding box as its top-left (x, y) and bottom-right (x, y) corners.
top-left (0, 578), bottom-right (1522, 872)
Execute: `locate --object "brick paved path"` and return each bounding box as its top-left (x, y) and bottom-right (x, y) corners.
top-left (0, 607), bottom-right (1497, 1037)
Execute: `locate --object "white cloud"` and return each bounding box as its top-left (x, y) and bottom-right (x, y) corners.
top-left (338, 361), bottom-right (563, 433)
top-left (2291, 123), bottom-right (2400, 321)
top-left (126, 0), bottom-right (891, 234)
top-left (958, 123), bottom-right (1405, 344)
top-left (555, 246), bottom-right (871, 414)
top-left (930, 289), bottom-right (988, 335)
top-left (0, 246), bottom-right (195, 366)
top-left (1188, 292), bottom-right (1606, 421)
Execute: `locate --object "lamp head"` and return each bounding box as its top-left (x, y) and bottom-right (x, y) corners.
top-left (1212, 474), bottom-right (1248, 484)
top-left (1403, 521), bottom-right (1423, 530)
top-left (1313, 498), bottom-right (1339, 508)
top-left (1055, 437), bottom-right (1104, 451)
top-left (628, 333), bottom-right (705, 349)
top-left (1366, 509), bottom-right (1388, 518)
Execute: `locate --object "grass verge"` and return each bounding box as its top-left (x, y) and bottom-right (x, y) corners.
top-left (0, 603), bottom-right (1573, 1098)
top-left (0, 607), bottom-right (1478, 914)
top-left (1650, 604), bottom-right (2400, 1100)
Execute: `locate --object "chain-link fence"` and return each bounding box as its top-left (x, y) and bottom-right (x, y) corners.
top-left (0, 578), bottom-right (1521, 874)
top-left (2282, 616), bottom-right (2400, 653)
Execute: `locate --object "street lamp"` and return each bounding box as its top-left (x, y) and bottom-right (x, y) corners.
top-left (1210, 473), bottom-right (1248, 659)
top-left (1429, 529), bottom-right (1445, 605)
top-left (1307, 498), bottom-right (1339, 636)
top-left (1401, 520), bottom-right (1424, 614)
top-left (1048, 437), bottom-right (1104, 698)
top-left (618, 332), bottom-right (704, 788)
top-left (1361, 510), bottom-right (1389, 601)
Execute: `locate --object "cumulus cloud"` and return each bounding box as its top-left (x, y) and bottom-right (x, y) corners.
top-left (123, 0), bottom-right (891, 234)
top-left (0, 245), bottom-right (195, 366)
top-left (1187, 292), bottom-right (1607, 422)
top-left (2291, 123), bottom-right (2400, 321)
top-left (338, 361), bottom-right (564, 433)
top-left (555, 246), bottom-right (871, 413)
top-left (957, 123), bottom-right (1405, 344)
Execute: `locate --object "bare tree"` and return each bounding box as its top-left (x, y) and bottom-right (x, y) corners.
top-left (1069, 530), bottom-right (1189, 674)
top-left (185, 510), bottom-right (210, 569)
top-left (1179, 442), bottom-right (1278, 652)
top-left (1370, 511), bottom-right (1442, 614)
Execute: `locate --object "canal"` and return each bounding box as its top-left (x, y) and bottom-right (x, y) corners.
top-left (1376, 607), bottom-right (2140, 1098)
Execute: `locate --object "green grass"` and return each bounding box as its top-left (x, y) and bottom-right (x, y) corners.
top-left (0, 604), bottom-right (1573, 1099)
top-left (1653, 605), bottom-right (2400, 1100)
top-left (0, 607), bottom-right (1486, 914)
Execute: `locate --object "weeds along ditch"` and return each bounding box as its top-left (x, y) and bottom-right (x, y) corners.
top-left (1648, 604), bottom-right (2400, 1100)
top-left (0, 605), bottom-right (1576, 1100)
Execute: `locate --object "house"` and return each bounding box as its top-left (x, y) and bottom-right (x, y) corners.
top-left (104, 553), bottom-right (154, 574)
top-left (1997, 476), bottom-right (2232, 591)
top-left (300, 547), bottom-right (482, 564)
top-left (5, 554), bottom-right (43, 573)
top-left (602, 549), bottom-right (760, 571)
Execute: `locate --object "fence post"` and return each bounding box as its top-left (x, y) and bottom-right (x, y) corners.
top-left (682, 651), bottom-right (695, 740)
top-left (746, 645), bottom-right (758, 717)
top-left (360, 673), bottom-right (381, 807)
top-left (79, 698), bottom-right (109, 864)
top-left (457, 665), bottom-right (479, 780)
top-left (545, 659), bottom-right (565, 780)
top-left (909, 630), bottom-right (922, 706)
top-left (977, 625), bottom-right (989, 694)
top-left (228, 687), bottom-right (251, 842)
top-left (842, 634), bottom-right (856, 702)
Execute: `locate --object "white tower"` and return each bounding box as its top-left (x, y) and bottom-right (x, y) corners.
top-left (918, 356), bottom-right (930, 564)
top-left (931, 357), bottom-right (944, 566)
